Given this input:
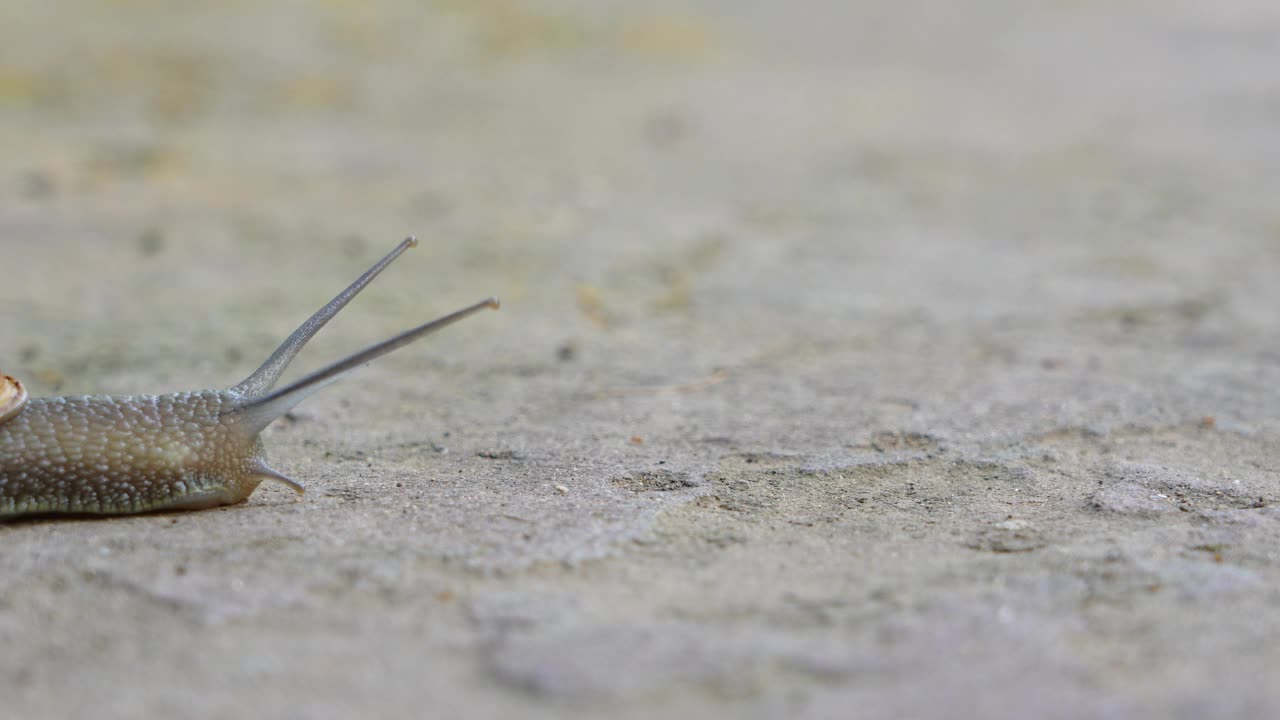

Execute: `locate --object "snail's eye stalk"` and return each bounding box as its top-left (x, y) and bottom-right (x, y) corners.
top-left (231, 237), bottom-right (420, 399)
top-left (229, 297), bottom-right (500, 432)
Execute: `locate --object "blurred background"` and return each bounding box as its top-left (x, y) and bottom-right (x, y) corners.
top-left (3, 1), bottom-right (1279, 394)
top-left (4, 0), bottom-right (1279, 427)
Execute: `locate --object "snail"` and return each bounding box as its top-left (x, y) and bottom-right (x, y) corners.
top-left (0, 237), bottom-right (499, 519)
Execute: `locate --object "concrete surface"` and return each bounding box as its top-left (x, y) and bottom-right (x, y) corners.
top-left (2, 1), bottom-right (1280, 718)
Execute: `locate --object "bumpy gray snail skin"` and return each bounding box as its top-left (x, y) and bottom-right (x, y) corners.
top-left (0, 238), bottom-right (499, 519)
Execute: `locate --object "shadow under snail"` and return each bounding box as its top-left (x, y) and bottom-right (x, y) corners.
top-left (0, 237), bottom-right (499, 519)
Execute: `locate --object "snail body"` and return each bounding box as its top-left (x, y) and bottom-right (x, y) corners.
top-left (0, 238), bottom-right (498, 519)
top-left (1, 391), bottom-right (264, 514)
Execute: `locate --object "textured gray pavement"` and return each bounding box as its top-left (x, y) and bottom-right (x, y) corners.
top-left (2, 1), bottom-right (1280, 718)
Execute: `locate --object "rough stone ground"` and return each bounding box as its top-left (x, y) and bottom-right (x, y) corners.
top-left (2, 1), bottom-right (1280, 718)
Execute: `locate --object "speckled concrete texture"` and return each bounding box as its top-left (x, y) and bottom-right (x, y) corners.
top-left (2, 1), bottom-right (1280, 718)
